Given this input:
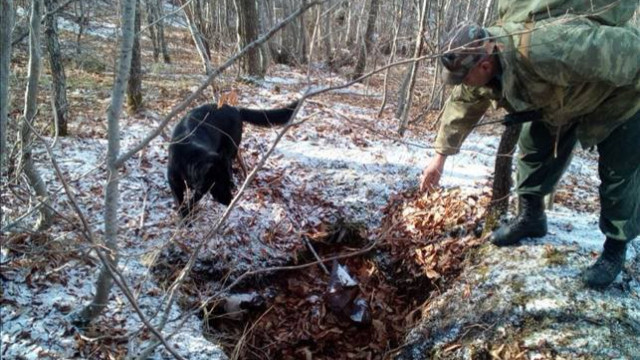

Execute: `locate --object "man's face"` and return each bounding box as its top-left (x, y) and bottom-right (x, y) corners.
top-left (463, 58), bottom-right (495, 87)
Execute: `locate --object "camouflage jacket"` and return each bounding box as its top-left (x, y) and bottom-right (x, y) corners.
top-left (435, 17), bottom-right (640, 155)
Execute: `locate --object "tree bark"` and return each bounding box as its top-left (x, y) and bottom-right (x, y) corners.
top-left (322, 0), bottom-right (334, 64)
top-left (424, 0), bottom-right (443, 113)
top-left (490, 124), bottom-right (522, 217)
top-left (74, 0), bottom-right (85, 54)
top-left (145, 0), bottom-right (159, 62)
top-left (182, 0), bottom-right (212, 74)
top-left (20, 0), bottom-right (52, 230)
top-left (351, 0), bottom-right (379, 80)
top-left (257, 0), bottom-right (272, 73)
top-left (297, 0), bottom-right (308, 65)
top-left (378, 0), bottom-right (405, 116)
top-left (236, 0), bottom-right (265, 78)
top-left (75, 0), bottom-right (136, 324)
top-left (154, 0), bottom-right (170, 63)
top-left (396, 0), bottom-right (428, 135)
top-left (394, 1), bottom-right (423, 119)
top-left (1, 0), bottom-right (13, 176)
top-left (345, 1), bottom-right (361, 49)
top-left (44, 0), bottom-right (69, 136)
top-left (273, 0), bottom-right (296, 65)
top-left (127, 0), bottom-right (143, 113)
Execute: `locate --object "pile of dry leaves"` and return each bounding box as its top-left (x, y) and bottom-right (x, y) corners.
top-left (377, 188), bottom-right (491, 296)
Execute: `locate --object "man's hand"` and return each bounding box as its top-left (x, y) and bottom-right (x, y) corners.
top-left (420, 153), bottom-right (447, 193)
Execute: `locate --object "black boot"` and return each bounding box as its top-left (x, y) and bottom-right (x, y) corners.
top-left (582, 238), bottom-right (628, 289)
top-left (490, 194), bottom-right (547, 246)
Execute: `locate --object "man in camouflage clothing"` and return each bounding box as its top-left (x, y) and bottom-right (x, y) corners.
top-left (420, 19), bottom-right (640, 288)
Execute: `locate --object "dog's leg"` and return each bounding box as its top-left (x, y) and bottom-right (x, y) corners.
top-left (236, 149), bottom-right (248, 180)
top-left (168, 172), bottom-right (187, 213)
top-left (210, 161), bottom-right (234, 205)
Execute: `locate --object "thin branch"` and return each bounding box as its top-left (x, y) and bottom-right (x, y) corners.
top-left (43, 0), bottom-right (77, 19)
top-left (137, 0), bottom-right (194, 36)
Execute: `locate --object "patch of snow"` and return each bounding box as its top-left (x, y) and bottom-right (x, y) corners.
top-left (524, 297), bottom-right (566, 312)
top-left (263, 76), bottom-right (302, 85)
top-left (57, 17), bottom-right (119, 40)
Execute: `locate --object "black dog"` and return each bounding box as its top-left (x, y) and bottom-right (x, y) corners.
top-left (168, 101), bottom-right (298, 218)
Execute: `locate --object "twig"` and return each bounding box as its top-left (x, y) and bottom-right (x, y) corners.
top-left (137, 0), bottom-right (195, 36)
top-left (138, 182), bottom-right (148, 230)
top-left (230, 306), bottom-right (274, 360)
top-left (302, 237), bottom-right (330, 275)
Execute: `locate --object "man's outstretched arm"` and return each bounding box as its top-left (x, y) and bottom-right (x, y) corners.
top-left (420, 84), bottom-right (492, 192)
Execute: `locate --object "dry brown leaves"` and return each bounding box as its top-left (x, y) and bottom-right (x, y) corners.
top-left (212, 255), bottom-right (408, 360)
top-left (201, 188), bottom-right (491, 359)
top-left (377, 188), bottom-right (490, 291)
top-left (0, 233), bottom-right (85, 288)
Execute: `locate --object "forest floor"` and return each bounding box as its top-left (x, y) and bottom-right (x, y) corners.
top-left (1, 6), bottom-right (639, 360)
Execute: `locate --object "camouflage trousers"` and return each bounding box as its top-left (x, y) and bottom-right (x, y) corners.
top-left (516, 110), bottom-right (640, 242)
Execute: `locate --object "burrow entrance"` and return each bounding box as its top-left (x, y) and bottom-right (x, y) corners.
top-left (152, 189), bottom-right (489, 359)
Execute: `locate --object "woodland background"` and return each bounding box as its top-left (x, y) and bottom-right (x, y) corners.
top-left (1, 0), bottom-right (639, 359)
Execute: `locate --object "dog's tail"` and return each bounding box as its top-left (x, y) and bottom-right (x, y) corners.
top-left (238, 100), bottom-right (299, 127)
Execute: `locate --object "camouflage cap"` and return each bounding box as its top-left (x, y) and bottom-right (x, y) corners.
top-left (440, 23), bottom-right (490, 85)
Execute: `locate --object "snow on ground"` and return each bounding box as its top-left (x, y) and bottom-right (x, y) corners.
top-left (400, 221), bottom-right (640, 359)
top-left (2, 63), bottom-right (637, 359)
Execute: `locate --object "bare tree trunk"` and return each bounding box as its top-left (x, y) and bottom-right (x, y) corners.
top-left (44, 0), bottom-right (69, 136)
top-left (346, 1), bottom-right (363, 49)
top-left (20, 0), bottom-right (52, 231)
top-left (257, 0), bottom-right (272, 73)
top-left (424, 0), bottom-right (443, 112)
top-left (322, 0), bottom-right (333, 64)
top-left (334, 0), bottom-right (348, 48)
top-left (397, 0), bottom-right (428, 135)
top-left (1, 0), bottom-right (13, 177)
top-left (395, 1), bottom-right (422, 118)
top-left (236, 0), bottom-right (265, 78)
top-left (145, 0), bottom-right (159, 62)
top-left (378, 0), bottom-right (405, 116)
top-left (297, 0), bottom-right (308, 65)
top-left (490, 124), bottom-right (522, 217)
top-left (193, 0), bottom-right (213, 61)
top-left (155, 0), bottom-right (170, 63)
top-left (273, 0), bottom-right (298, 65)
top-left (351, 0), bottom-right (379, 80)
top-left (127, 0), bottom-right (143, 112)
top-left (75, 0), bottom-right (136, 324)
top-left (74, 0), bottom-right (85, 54)
top-left (264, 0), bottom-right (281, 61)
top-left (182, 0), bottom-right (212, 74)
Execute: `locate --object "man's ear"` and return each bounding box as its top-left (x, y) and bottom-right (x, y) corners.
top-left (479, 59), bottom-right (493, 73)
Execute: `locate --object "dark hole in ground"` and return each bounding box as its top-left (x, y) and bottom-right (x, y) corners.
top-left (151, 219), bottom-right (434, 359)
top-left (151, 190), bottom-right (487, 359)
